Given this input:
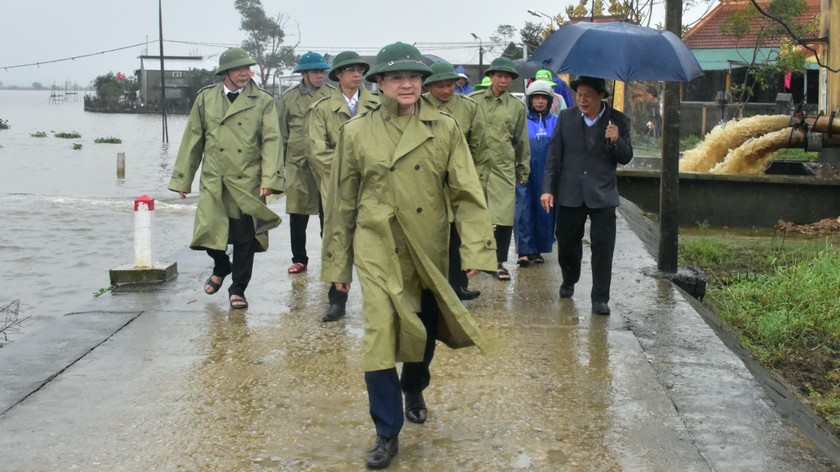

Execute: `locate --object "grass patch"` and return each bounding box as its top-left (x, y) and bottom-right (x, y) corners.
top-left (30, 131), bottom-right (47, 138)
top-left (95, 137), bottom-right (122, 144)
top-left (681, 227), bottom-right (840, 433)
top-left (54, 131), bottom-right (81, 139)
top-left (774, 147), bottom-right (819, 161)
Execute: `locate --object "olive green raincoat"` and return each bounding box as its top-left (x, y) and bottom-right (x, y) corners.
top-left (276, 81), bottom-right (335, 214)
top-left (469, 88), bottom-right (530, 226)
top-left (321, 95), bottom-right (497, 372)
top-left (307, 86), bottom-right (378, 197)
top-left (422, 92), bottom-right (481, 154)
top-left (168, 81), bottom-right (285, 252)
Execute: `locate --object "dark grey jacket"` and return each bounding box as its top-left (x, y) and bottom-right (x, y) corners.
top-left (542, 105), bottom-right (633, 208)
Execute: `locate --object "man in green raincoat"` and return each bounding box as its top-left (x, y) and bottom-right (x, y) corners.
top-left (321, 42), bottom-right (496, 469)
top-left (307, 51), bottom-right (378, 322)
top-left (423, 60), bottom-right (483, 302)
top-left (276, 52), bottom-right (335, 275)
top-left (168, 47), bottom-right (284, 310)
top-left (469, 57), bottom-right (530, 281)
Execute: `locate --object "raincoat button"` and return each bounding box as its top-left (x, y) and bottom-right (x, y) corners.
top-left (390, 166), bottom-right (396, 172)
top-left (238, 122), bottom-right (242, 126)
top-left (394, 248), bottom-right (399, 254)
top-left (238, 149), bottom-right (242, 153)
top-left (385, 115), bottom-right (391, 121)
top-left (415, 164), bottom-right (420, 170)
top-left (326, 251), bottom-right (332, 258)
top-left (416, 207), bottom-right (422, 213)
top-left (220, 148), bottom-right (225, 152)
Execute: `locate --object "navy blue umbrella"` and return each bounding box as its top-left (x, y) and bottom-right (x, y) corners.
top-left (528, 21), bottom-right (703, 83)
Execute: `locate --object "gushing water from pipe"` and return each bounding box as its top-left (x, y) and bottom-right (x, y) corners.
top-left (680, 115), bottom-right (791, 172)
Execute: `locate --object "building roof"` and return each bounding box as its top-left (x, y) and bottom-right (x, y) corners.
top-left (140, 56), bottom-right (217, 72)
top-left (684, 0), bottom-right (820, 49)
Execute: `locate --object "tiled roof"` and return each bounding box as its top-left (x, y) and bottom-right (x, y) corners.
top-left (684, 0), bottom-right (820, 49)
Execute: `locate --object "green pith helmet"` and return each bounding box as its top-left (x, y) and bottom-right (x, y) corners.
top-left (328, 51), bottom-right (370, 81)
top-left (474, 76), bottom-right (492, 91)
top-left (216, 47), bottom-right (258, 76)
top-left (535, 69), bottom-right (558, 87)
top-left (365, 42), bottom-right (433, 83)
top-left (485, 57), bottom-right (519, 79)
top-left (423, 61), bottom-right (460, 86)
top-left (294, 51), bottom-right (330, 73)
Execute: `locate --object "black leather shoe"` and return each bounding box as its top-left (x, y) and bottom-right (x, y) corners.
top-left (366, 435), bottom-right (398, 469)
top-left (404, 392), bottom-right (427, 424)
top-left (559, 284), bottom-right (575, 298)
top-left (321, 304), bottom-right (346, 322)
top-left (455, 286), bottom-right (481, 301)
top-left (592, 302), bottom-right (611, 316)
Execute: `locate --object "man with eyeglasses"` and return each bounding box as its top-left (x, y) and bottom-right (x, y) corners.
top-left (470, 57), bottom-right (530, 282)
top-left (168, 48), bottom-right (284, 310)
top-left (423, 60), bottom-right (483, 302)
top-left (307, 51), bottom-right (378, 322)
top-left (321, 42), bottom-right (495, 469)
top-left (276, 52), bottom-right (335, 275)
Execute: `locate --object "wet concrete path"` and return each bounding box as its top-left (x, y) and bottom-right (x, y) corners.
top-left (0, 204), bottom-right (837, 471)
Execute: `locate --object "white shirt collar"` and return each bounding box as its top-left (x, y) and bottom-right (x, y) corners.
top-left (582, 102), bottom-right (607, 127)
top-left (223, 84), bottom-right (244, 95)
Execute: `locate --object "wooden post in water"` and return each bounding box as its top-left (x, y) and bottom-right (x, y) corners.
top-left (117, 152), bottom-right (126, 179)
top-left (658, 0), bottom-right (682, 273)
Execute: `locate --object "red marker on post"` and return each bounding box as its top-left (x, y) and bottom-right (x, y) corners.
top-left (134, 195), bottom-right (155, 268)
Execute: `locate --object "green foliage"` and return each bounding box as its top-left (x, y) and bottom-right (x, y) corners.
top-left (683, 228), bottom-right (840, 433)
top-left (718, 0), bottom-right (817, 109)
top-left (93, 286), bottom-right (113, 298)
top-left (54, 131), bottom-right (81, 139)
top-left (0, 118), bottom-right (9, 130)
top-left (72, 143), bottom-right (83, 150)
top-left (184, 68), bottom-right (217, 102)
top-left (234, 0), bottom-right (298, 87)
top-left (94, 137), bottom-right (122, 144)
top-left (520, 21), bottom-right (552, 52)
top-left (680, 135), bottom-right (702, 151)
top-left (30, 131), bottom-right (47, 138)
top-left (774, 147), bottom-right (819, 161)
top-left (92, 72), bottom-right (139, 106)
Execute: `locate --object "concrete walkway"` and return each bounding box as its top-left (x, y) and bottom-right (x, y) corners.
top-left (1, 204), bottom-right (837, 471)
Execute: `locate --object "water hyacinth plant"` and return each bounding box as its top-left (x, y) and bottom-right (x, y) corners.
top-left (94, 137), bottom-right (122, 144)
top-left (54, 132), bottom-right (82, 139)
top-left (30, 131), bottom-right (47, 138)
top-left (0, 118), bottom-right (10, 130)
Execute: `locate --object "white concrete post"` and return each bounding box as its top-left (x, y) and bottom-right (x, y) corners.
top-left (133, 195), bottom-right (154, 268)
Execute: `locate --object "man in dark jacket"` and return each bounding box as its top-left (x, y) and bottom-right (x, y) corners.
top-left (540, 76), bottom-right (633, 316)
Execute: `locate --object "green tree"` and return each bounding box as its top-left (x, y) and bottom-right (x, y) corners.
top-left (31, 82), bottom-right (45, 90)
top-left (234, 0), bottom-right (299, 87)
top-left (93, 73), bottom-right (125, 105)
top-left (719, 0), bottom-right (816, 114)
top-left (183, 68), bottom-right (217, 104)
top-left (489, 24), bottom-right (518, 56)
top-left (520, 21), bottom-right (551, 52)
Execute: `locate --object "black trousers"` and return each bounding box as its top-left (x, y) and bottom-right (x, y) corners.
top-left (328, 282), bottom-right (348, 306)
top-left (494, 225), bottom-right (513, 263)
top-left (555, 205), bottom-right (616, 303)
top-left (206, 215), bottom-right (256, 297)
top-left (364, 291), bottom-right (439, 439)
top-left (289, 200), bottom-right (324, 265)
top-left (448, 223), bottom-right (469, 290)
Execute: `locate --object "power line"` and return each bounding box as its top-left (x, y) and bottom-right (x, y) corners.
top-left (1, 39), bottom-right (496, 73)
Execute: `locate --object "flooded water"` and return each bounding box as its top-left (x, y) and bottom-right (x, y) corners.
top-left (680, 114), bottom-right (791, 173)
top-left (0, 90), bottom-right (200, 341)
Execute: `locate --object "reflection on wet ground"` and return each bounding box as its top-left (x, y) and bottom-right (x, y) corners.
top-left (0, 211), bottom-right (835, 471)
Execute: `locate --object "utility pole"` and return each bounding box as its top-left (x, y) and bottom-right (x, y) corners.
top-left (158, 0), bottom-right (169, 144)
top-left (471, 33), bottom-right (484, 77)
top-left (658, 0), bottom-right (683, 272)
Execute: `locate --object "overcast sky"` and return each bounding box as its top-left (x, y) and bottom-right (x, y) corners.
top-left (1, 0), bottom-right (716, 88)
